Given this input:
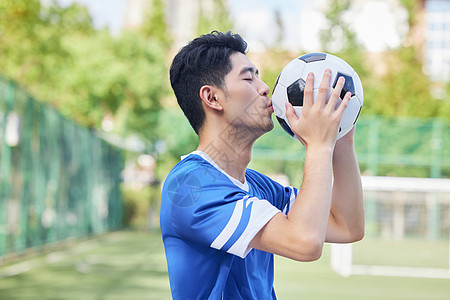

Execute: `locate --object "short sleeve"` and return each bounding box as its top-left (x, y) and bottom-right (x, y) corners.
top-left (246, 169), bottom-right (298, 215)
top-left (164, 164), bottom-right (280, 258)
top-left (281, 186), bottom-right (297, 214)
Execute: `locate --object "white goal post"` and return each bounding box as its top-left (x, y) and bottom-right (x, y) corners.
top-left (331, 175), bottom-right (450, 279)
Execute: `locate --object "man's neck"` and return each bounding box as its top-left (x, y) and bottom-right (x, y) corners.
top-left (197, 132), bottom-right (254, 184)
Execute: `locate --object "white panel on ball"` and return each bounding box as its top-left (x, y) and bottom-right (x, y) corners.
top-left (353, 72), bottom-right (364, 105)
top-left (339, 97), bottom-right (361, 138)
top-left (277, 59), bottom-right (306, 89)
top-left (271, 84), bottom-right (287, 118)
top-left (302, 60), bottom-right (336, 89)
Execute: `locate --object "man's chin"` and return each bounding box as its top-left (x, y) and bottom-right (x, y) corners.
top-left (266, 121), bottom-right (274, 132)
top-left (257, 119), bottom-right (274, 136)
top-left (266, 116), bottom-right (274, 132)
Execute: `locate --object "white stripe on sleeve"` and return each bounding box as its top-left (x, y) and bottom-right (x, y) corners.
top-left (227, 198), bottom-right (280, 258)
top-left (210, 196), bottom-right (247, 250)
top-left (283, 187), bottom-right (297, 214)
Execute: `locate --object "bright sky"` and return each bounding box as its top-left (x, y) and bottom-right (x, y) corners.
top-left (54, 0), bottom-right (127, 34)
top-left (230, 0), bottom-right (314, 51)
top-left (54, 0), bottom-right (408, 53)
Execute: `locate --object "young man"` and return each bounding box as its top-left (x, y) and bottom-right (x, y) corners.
top-left (160, 31), bottom-right (364, 299)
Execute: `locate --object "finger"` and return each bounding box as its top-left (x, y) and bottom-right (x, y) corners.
top-left (316, 69), bottom-right (332, 107)
top-left (327, 76), bottom-right (345, 111)
top-left (303, 72), bottom-right (314, 108)
top-left (334, 91), bottom-right (351, 119)
top-left (285, 101), bottom-right (298, 123)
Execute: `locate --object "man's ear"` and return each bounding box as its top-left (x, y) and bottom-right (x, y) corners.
top-left (199, 85), bottom-right (223, 111)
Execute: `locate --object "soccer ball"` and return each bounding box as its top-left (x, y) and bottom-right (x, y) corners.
top-left (272, 52), bottom-right (363, 140)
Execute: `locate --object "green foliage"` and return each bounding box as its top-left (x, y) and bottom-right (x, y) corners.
top-left (140, 0), bottom-right (172, 49)
top-left (398, 0), bottom-right (419, 26)
top-left (156, 108), bottom-right (198, 159)
top-left (365, 47), bottom-right (440, 118)
top-left (0, 0), bottom-right (92, 100)
top-left (0, 0), bottom-right (169, 143)
top-left (57, 30), bottom-right (167, 141)
top-left (318, 0), bottom-right (446, 120)
top-left (320, 0), bottom-right (355, 52)
top-left (319, 0), bottom-right (369, 83)
top-left (121, 185), bottom-right (161, 229)
top-left (442, 83), bottom-right (450, 120)
top-left (319, 0), bottom-right (368, 74)
top-left (253, 50), bottom-right (298, 94)
top-left (196, 0), bottom-right (233, 35)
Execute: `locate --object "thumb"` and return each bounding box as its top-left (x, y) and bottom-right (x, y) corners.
top-left (285, 102), bottom-right (298, 123)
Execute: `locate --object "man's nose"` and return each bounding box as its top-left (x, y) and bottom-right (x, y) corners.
top-left (258, 78), bottom-right (270, 96)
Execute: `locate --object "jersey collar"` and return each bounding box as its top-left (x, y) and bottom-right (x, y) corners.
top-left (182, 150), bottom-right (249, 192)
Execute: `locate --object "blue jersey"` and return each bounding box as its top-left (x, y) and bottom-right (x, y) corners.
top-left (160, 151), bottom-right (297, 299)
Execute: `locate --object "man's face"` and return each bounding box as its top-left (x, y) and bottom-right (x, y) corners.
top-left (220, 52), bottom-right (274, 139)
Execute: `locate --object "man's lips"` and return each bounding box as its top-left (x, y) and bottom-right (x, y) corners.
top-left (267, 99), bottom-right (274, 112)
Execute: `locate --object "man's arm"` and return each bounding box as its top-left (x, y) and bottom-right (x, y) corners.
top-left (249, 70), bottom-right (353, 261)
top-left (326, 127), bottom-right (365, 243)
top-left (249, 146), bottom-right (334, 261)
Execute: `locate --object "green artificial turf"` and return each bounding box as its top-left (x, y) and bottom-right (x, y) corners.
top-left (0, 231), bottom-right (449, 300)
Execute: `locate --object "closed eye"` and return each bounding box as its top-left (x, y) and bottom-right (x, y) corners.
top-left (240, 66), bottom-right (259, 81)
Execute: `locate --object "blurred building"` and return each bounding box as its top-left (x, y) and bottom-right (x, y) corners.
top-left (423, 0), bottom-right (450, 82)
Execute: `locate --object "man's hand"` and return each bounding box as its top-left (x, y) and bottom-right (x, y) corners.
top-left (285, 69), bottom-right (351, 150)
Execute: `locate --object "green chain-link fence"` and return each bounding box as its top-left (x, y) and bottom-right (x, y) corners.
top-left (0, 76), bottom-right (123, 259)
top-left (251, 114), bottom-right (449, 179)
top-left (353, 116), bottom-right (449, 178)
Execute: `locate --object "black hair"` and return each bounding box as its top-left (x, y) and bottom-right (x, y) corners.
top-left (169, 31), bottom-right (248, 135)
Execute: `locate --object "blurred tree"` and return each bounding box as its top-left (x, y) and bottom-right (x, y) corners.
top-left (57, 30), bottom-right (167, 141)
top-left (319, 0), bottom-right (443, 119)
top-left (369, 0), bottom-right (441, 118)
top-left (320, 0), bottom-right (369, 82)
top-left (443, 83), bottom-right (450, 120)
top-left (255, 7), bottom-right (293, 92)
top-left (0, 0), bottom-right (169, 144)
top-left (196, 0), bottom-right (233, 35)
top-left (367, 46), bottom-right (440, 117)
top-left (273, 9), bottom-right (284, 49)
top-left (0, 0), bottom-right (92, 100)
top-left (398, 0), bottom-right (450, 121)
top-left (399, 0), bottom-right (420, 28)
top-left (139, 0), bottom-right (172, 49)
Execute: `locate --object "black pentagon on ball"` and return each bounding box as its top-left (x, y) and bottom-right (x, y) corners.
top-left (287, 78), bottom-right (306, 106)
top-left (332, 72), bottom-right (355, 99)
top-left (276, 116), bottom-right (295, 137)
top-left (299, 53), bottom-right (327, 63)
